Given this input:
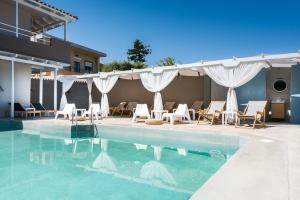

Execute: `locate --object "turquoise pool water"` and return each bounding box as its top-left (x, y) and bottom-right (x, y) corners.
top-left (0, 120), bottom-right (240, 200)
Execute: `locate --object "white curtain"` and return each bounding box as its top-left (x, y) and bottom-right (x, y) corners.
top-left (86, 78), bottom-right (93, 107)
top-left (204, 62), bottom-right (268, 112)
top-left (59, 77), bottom-right (75, 110)
top-left (93, 75), bottom-right (119, 117)
top-left (140, 69), bottom-right (178, 115)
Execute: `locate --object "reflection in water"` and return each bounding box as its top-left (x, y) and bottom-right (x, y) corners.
top-left (30, 152), bottom-right (54, 165)
top-left (209, 150), bottom-right (227, 161)
top-left (92, 152), bottom-right (117, 172)
top-left (92, 139), bottom-right (117, 172)
top-left (140, 161), bottom-right (177, 186)
top-left (153, 146), bottom-right (162, 161)
top-left (134, 143), bottom-right (148, 150)
top-left (140, 145), bottom-right (177, 186)
top-left (177, 148), bottom-right (187, 156)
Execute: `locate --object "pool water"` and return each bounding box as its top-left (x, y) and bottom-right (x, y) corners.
top-left (0, 122), bottom-right (240, 200)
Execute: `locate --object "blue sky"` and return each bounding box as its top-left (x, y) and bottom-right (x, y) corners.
top-left (46, 0), bottom-right (300, 66)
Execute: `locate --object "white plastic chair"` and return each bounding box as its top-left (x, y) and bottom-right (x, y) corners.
top-left (162, 104), bottom-right (191, 125)
top-left (55, 103), bottom-right (76, 120)
top-left (132, 104), bottom-right (150, 122)
top-left (82, 103), bottom-right (101, 120)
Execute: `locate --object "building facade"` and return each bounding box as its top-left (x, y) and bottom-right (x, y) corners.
top-left (0, 0), bottom-right (106, 117)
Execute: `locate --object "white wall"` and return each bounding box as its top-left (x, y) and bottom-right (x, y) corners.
top-left (14, 63), bottom-right (32, 108)
top-left (0, 61), bottom-right (31, 117)
top-left (0, 60), bottom-right (12, 117)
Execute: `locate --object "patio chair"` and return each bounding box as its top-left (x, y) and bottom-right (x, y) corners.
top-left (132, 104), bottom-right (150, 122)
top-left (163, 101), bottom-right (176, 112)
top-left (9, 103), bottom-right (42, 119)
top-left (197, 101), bottom-right (226, 125)
top-left (121, 102), bottom-right (138, 116)
top-left (31, 102), bottom-right (56, 116)
top-left (235, 101), bottom-right (268, 128)
top-left (110, 102), bottom-right (127, 116)
top-left (55, 103), bottom-right (76, 120)
top-left (187, 100), bottom-right (203, 120)
top-left (162, 104), bottom-right (191, 125)
top-left (82, 103), bottom-right (101, 120)
top-left (190, 100), bottom-right (203, 112)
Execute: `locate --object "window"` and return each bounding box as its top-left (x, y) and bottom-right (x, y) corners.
top-left (273, 79), bottom-right (287, 92)
top-left (74, 61), bottom-right (80, 73)
top-left (84, 61), bottom-right (93, 73)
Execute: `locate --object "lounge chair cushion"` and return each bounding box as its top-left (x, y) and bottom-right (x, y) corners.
top-left (145, 119), bottom-right (164, 125)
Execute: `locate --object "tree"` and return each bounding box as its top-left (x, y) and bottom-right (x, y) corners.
top-left (158, 57), bottom-right (176, 66)
top-left (101, 61), bottom-right (146, 72)
top-left (127, 39), bottom-right (151, 63)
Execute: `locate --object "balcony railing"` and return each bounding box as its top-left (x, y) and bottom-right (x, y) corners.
top-left (0, 21), bottom-right (52, 46)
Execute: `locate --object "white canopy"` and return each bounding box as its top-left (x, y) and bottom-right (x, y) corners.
top-left (59, 51), bottom-right (300, 114)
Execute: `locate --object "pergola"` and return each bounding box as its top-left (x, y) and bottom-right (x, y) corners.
top-left (0, 50), bottom-right (68, 117)
top-left (60, 51), bottom-right (300, 117)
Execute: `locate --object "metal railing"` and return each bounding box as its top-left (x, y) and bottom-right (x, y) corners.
top-left (0, 21), bottom-right (52, 46)
top-left (71, 107), bottom-right (99, 154)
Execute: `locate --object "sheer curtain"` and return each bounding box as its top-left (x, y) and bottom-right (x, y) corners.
top-left (86, 78), bottom-right (93, 107)
top-left (93, 75), bottom-right (119, 117)
top-left (140, 69), bottom-right (178, 117)
top-left (204, 62), bottom-right (268, 112)
top-left (59, 77), bottom-right (75, 110)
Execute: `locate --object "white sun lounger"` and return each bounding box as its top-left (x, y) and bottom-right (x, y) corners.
top-left (55, 103), bottom-right (76, 120)
top-left (82, 103), bottom-right (102, 120)
top-left (162, 104), bottom-right (191, 125)
top-left (132, 104), bottom-right (150, 122)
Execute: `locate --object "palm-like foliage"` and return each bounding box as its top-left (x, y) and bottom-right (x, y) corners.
top-left (158, 57), bottom-right (176, 66)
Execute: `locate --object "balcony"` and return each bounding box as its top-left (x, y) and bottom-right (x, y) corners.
top-left (0, 21), bottom-right (70, 64)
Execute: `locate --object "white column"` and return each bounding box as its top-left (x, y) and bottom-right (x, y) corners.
top-left (39, 70), bottom-right (43, 104)
top-left (64, 21), bottom-right (67, 41)
top-left (15, 0), bottom-right (19, 37)
top-left (10, 60), bottom-right (15, 118)
top-left (53, 68), bottom-right (57, 110)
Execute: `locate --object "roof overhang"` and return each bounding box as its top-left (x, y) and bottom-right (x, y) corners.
top-left (0, 50), bottom-right (69, 70)
top-left (12, 0), bottom-right (78, 33)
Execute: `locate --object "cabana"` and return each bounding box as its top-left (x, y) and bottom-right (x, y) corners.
top-left (58, 51), bottom-right (300, 123)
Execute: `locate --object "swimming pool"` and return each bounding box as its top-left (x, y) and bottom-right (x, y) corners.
top-left (0, 120), bottom-right (241, 200)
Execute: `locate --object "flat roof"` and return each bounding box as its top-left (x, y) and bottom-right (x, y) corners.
top-left (70, 42), bottom-right (107, 58)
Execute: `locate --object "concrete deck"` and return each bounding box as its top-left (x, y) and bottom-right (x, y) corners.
top-left (9, 117), bottom-right (300, 200)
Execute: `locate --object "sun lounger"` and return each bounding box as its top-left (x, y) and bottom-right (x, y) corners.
top-left (189, 100), bottom-right (203, 120)
top-left (236, 101), bottom-right (268, 128)
top-left (82, 103), bottom-right (101, 120)
top-left (120, 102), bottom-right (138, 116)
top-left (132, 104), bottom-right (150, 122)
top-left (110, 102), bottom-right (127, 116)
top-left (162, 104), bottom-right (191, 125)
top-left (197, 101), bottom-right (225, 125)
top-left (173, 100), bottom-right (203, 120)
top-left (31, 102), bottom-right (56, 116)
top-left (9, 103), bottom-right (41, 119)
top-left (55, 103), bottom-right (76, 120)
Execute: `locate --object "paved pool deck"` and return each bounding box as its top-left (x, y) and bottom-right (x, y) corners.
top-left (11, 117), bottom-right (300, 200)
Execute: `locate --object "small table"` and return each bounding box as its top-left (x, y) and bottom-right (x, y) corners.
top-left (221, 111), bottom-right (237, 126)
top-left (151, 110), bottom-right (168, 119)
